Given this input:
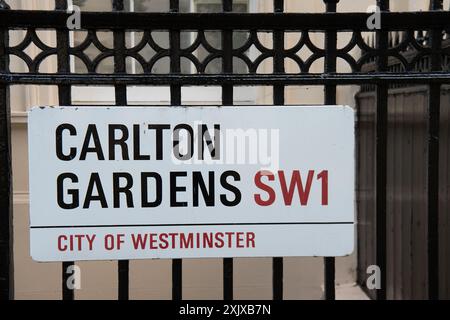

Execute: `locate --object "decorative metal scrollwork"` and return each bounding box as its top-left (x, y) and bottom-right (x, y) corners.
top-left (5, 22), bottom-right (450, 74)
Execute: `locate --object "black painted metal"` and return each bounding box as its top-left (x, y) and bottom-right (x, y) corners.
top-left (428, 0), bottom-right (443, 301)
top-left (222, 0), bottom-right (234, 301)
top-left (169, 0), bottom-right (183, 301)
top-left (55, 0), bottom-right (75, 301)
top-left (374, 0), bottom-right (390, 301)
top-left (2, 73), bottom-right (450, 86)
top-left (354, 0), bottom-right (450, 301)
top-left (3, 11), bottom-right (450, 30)
top-left (112, 0), bottom-right (130, 302)
top-left (0, 0), bottom-right (448, 301)
top-left (272, 0), bottom-right (284, 302)
top-left (0, 1), bottom-right (11, 300)
top-left (324, 0), bottom-right (339, 301)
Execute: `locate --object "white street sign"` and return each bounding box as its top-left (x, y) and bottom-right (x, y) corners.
top-left (28, 106), bottom-right (355, 262)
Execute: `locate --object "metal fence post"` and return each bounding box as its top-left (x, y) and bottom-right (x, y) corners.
top-left (272, 0), bottom-right (285, 301)
top-left (55, 0), bottom-right (75, 301)
top-left (222, 0), bottom-right (234, 301)
top-left (375, 0), bottom-right (390, 301)
top-left (0, 0), bottom-right (12, 301)
top-left (427, 0), bottom-right (443, 300)
top-left (323, 0), bottom-right (339, 301)
top-left (169, 0), bottom-right (183, 301)
top-left (112, 0), bottom-right (130, 301)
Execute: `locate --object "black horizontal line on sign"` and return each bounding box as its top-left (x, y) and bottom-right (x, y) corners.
top-left (30, 222), bottom-right (354, 229)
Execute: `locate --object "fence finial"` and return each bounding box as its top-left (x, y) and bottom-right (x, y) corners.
top-left (0, 0), bottom-right (10, 10)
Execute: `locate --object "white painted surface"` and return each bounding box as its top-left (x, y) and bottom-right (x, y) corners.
top-left (28, 106), bottom-right (355, 261)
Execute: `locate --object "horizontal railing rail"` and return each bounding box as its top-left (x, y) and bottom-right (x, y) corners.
top-left (1, 11), bottom-right (450, 30)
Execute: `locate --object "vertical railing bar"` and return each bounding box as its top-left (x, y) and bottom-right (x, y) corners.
top-left (355, 76), bottom-right (362, 295)
top-left (375, 0), bottom-right (389, 301)
top-left (55, 0), bottom-right (74, 301)
top-left (170, 0), bottom-right (182, 301)
top-left (0, 0), bottom-right (12, 300)
top-left (323, 0), bottom-right (339, 301)
top-left (273, 0), bottom-right (284, 301)
top-left (427, 0), bottom-right (442, 301)
top-left (112, 0), bottom-right (129, 301)
top-left (222, 0), bottom-right (233, 301)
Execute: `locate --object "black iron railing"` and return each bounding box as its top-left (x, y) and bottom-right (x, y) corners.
top-left (0, 0), bottom-right (449, 300)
